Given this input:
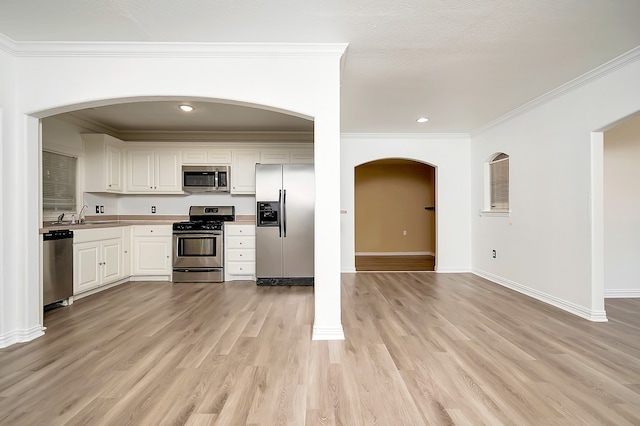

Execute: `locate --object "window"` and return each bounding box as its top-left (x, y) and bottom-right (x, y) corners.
top-left (42, 150), bottom-right (77, 213)
top-left (489, 152), bottom-right (509, 211)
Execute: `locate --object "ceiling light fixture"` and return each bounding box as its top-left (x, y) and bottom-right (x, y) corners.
top-left (179, 105), bottom-right (194, 112)
top-left (416, 117), bottom-right (429, 123)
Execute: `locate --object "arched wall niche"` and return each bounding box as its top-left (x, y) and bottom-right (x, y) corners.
top-left (354, 157), bottom-right (437, 271)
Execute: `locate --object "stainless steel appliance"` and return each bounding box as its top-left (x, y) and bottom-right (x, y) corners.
top-left (255, 164), bottom-right (314, 286)
top-left (173, 206), bottom-right (235, 282)
top-left (182, 165), bottom-right (230, 192)
top-left (42, 229), bottom-right (74, 306)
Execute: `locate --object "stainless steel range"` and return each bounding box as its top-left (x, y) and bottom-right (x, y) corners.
top-left (172, 206), bottom-right (235, 282)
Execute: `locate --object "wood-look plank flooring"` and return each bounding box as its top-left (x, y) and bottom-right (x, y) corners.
top-left (1, 274), bottom-right (640, 425)
top-left (356, 255), bottom-right (435, 271)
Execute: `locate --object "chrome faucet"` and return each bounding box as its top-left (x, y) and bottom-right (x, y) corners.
top-left (78, 204), bottom-right (89, 223)
top-left (57, 212), bottom-right (65, 223)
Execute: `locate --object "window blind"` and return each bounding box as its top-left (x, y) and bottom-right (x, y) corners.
top-left (490, 155), bottom-right (509, 210)
top-left (42, 150), bottom-right (77, 212)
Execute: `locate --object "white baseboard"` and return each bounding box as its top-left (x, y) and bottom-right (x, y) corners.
top-left (604, 289), bottom-right (640, 298)
top-left (312, 324), bottom-right (345, 340)
top-left (473, 269), bottom-right (608, 322)
top-left (0, 325), bottom-right (45, 349)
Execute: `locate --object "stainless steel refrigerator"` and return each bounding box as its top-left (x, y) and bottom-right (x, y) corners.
top-left (255, 163), bottom-right (314, 286)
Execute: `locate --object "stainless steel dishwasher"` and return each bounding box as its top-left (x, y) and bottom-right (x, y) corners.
top-left (43, 229), bottom-right (74, 306)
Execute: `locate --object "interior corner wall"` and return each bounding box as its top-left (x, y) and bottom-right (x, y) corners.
top-left (0, 43), bottom-right (346, 348)
top-left (0, 48), bottom-right (13, 346)
top-left (341, 134), bottom-right (471, 273)
top-left (603, 114), bottom-right (640, 297)
top-left (470, 54), bottom-right (640, 321)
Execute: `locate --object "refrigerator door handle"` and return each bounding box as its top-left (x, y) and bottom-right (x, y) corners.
top-left (283, 189), bottom-right (287, 237)
top-left (278, 189), bottom-right (282, 238)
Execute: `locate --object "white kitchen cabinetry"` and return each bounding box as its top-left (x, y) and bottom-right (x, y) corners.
top-left (260, 148), bottom-right (314, 165)
top-left (130, 225), bottom-right (172, 280)
top-left (182, 149), bottom-right (232, 165)
top-left (73, 227), bottom-right (125, 296)
top-left (231, 150), bottom-right (260, 194)
top-left (225, 223), bottom-right (256, 281)
top-left (82, 134), bottom-right (125, 192)
top-left (127, 150), bottom-right (182, 193)
top-left (290, 150), bottom-right (314, 164)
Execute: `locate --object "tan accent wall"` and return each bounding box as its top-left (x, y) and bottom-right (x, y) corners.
top-left (355, 159), bottom-right (435, 253)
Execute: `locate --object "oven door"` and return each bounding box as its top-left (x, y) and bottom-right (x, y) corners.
top-left (173, 231), bottom-right (223, 269)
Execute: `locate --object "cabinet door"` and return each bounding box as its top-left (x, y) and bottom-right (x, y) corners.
top-left (105, 144), bottom-right (123, 191)
top-left (182, 149), bottom-right (208, 164)
top-left (291, 150), bottom-right (314, 164)
top-left (155, 151), bottom-right (182, 192)
top-left (74, 242), bottom-right (100, 294)
top-left (102, 239), bottom-right (123, 284)
top-left (231, 151), bottom-right (260, 194)
top-left (260, 151), bottom-right (290, 164)
top-left (132, 237), bottom-right (172, 275)
top-left (127, 151), bottom-right (155, 192)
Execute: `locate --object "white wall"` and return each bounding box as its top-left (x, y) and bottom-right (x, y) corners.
top-left (0, 47), bottom-right (22, 346)
top-left (341, 134), bottom-right (471, 273)
top-left (471, 51), bottom-right (640, 321)
top-left (0, 42), bottom-right (347, 348)
top-left (604, 113), bottom-right (640, 297)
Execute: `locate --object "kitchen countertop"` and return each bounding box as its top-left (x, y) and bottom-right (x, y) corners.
top-left (40, 214), bottom-right (256, 233)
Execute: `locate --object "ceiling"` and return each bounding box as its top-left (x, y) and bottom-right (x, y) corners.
top-left (2, 0), bottom-right (640, 135)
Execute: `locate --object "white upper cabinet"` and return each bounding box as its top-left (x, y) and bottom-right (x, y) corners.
top-left (82, 134), bottom-right (124, 192)
top-left (260, 148), bottom-right (314, 164)
top-left (127, 149), bottom-right (182, 193)
top-left (182, 149), bottom-right (232, 164)
top-left (231, 150), bottom-right (260, 194)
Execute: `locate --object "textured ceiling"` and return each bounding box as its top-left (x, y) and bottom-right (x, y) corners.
top-left (1, 0), bottom-right (640, 134)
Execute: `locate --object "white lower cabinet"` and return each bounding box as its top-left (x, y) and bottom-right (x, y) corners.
top-left (130, 225), bottom-right (172, 279)
top-left (73, 227), bottom-right (125, 296)
top-left (225, 223), bottom-right (256, 281)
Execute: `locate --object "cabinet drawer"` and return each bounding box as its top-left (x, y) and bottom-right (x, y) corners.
top-left (131, 225), bottom-right (172, 237)
top-left (225, 224), bottom-right (255, 236)
top-left (226, 249), bottom-right (255, 262)
top-left (227, 262), bottom-right (255, 275)
top-left (226, 236), bottom-right (255, 249)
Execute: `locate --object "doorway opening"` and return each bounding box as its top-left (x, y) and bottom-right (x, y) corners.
top-left (354, 158), bottom-right (436, 271)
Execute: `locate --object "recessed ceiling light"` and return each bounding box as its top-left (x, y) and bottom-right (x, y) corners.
top-left (179, 105), bottom-right (194, 112)
top-left (416, 117), bottom-right (429, 123)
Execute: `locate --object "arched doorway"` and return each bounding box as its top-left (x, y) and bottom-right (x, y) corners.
top-left (354, 158), bottom-right (436, 271)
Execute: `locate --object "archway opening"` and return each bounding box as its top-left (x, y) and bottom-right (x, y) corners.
top-left (354, 158), bottom-right (436, 271)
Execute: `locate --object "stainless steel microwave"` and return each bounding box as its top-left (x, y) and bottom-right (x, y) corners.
top-left (182, 165), bottom-right (230, 192)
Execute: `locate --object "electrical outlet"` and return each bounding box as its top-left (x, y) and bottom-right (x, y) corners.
top-left (100, 205), bottom-right (104, 214)
top-left (95, 205), bottom-right (100, 214)
top-left (492, 250), bottom-right (497, 258)
top-left (403, 230), bottom-right (407, 236)
top-left (151, 206), bottom-right (156, 214)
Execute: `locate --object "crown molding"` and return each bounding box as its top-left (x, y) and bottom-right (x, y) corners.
top-left (120, 130), bottom-right (314, 143)
top-left (472, 45), bottom-right (640, 137)
top-left (341, 132), bottom-right (470, 140)
top-left (0, 33), bottom-right (347, 58)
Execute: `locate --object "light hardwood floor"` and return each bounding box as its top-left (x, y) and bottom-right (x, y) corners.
top-left (1, 273), bottom-right (640, 425)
